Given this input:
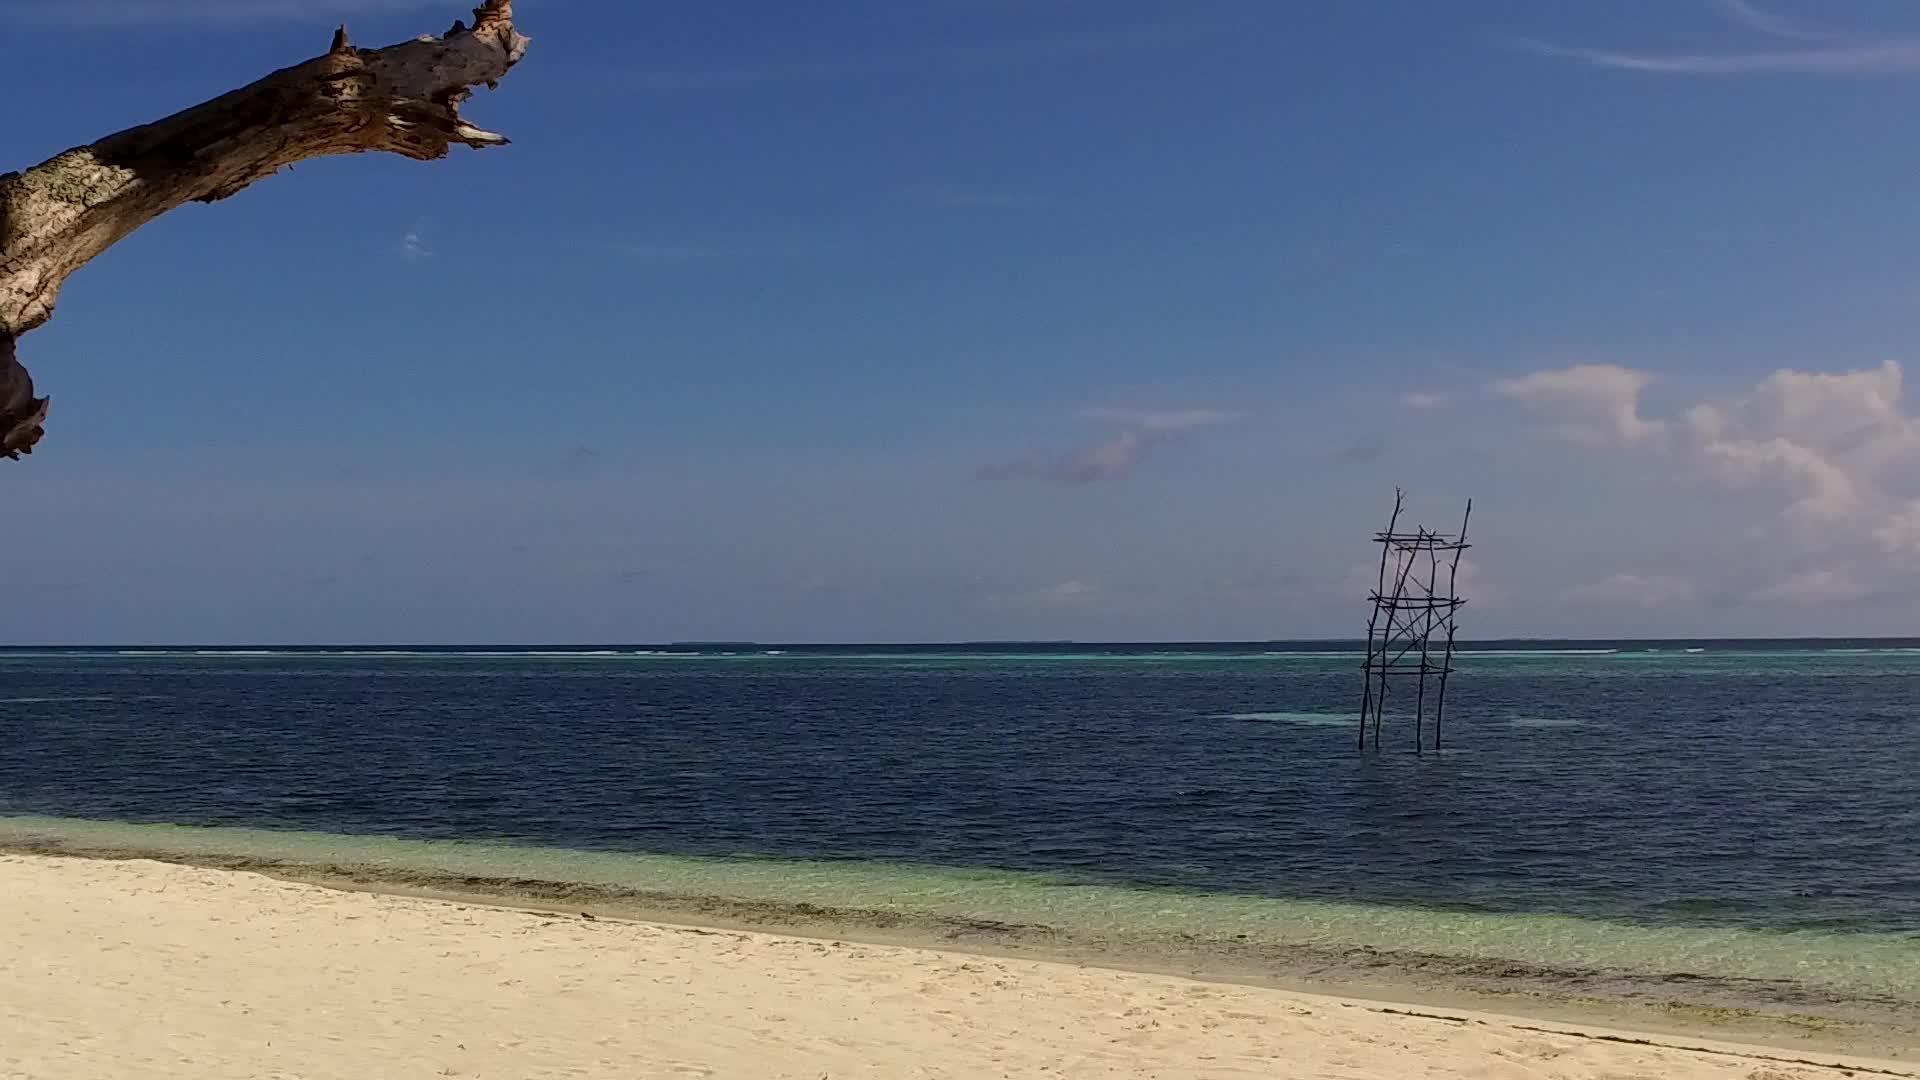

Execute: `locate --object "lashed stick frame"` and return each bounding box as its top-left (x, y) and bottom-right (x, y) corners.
top-left (1358, 489), bottom-right (1472, 753)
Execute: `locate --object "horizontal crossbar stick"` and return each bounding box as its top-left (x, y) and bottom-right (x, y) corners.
top-left (1366, 596), bottom-right (1467, 607)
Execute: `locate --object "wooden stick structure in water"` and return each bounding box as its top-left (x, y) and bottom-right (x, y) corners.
top-left (1359, 490), bottom-right (1472, 753)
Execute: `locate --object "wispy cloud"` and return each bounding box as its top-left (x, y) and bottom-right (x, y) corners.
top-left (1512, 36), bottom-right (1920, 76)
top-left (397, 226), bottom-right (431, 263)
top-left (5, 0), bottom-right (439, 27)
top-left (981, 406), bottom-right (1235, 487)
top-left (1399, 391), bottom-right (1448, 411)
top-left (1717, 0), bottom-right (1833, 42)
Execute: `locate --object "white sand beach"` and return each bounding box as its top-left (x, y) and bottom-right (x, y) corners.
top-left (0, 853), bottom-right (1907, 1080)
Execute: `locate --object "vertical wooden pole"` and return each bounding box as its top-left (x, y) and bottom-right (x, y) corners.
top-left (1359, 490), bottom-right (1402, 751)
top-left (1378, 535), bottom-right (1417, 751)
top-left (1433, 500), bottom-right (1472, 752)
top-left (1415, 528), bottom-right (1442, 755)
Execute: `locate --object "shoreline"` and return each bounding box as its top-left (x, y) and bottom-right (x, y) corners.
top-left (8, 835), bottom-right (1916, 1062)
top-left (1, 851), bottom-right (1914, 1079)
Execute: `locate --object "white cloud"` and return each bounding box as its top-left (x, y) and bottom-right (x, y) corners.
top-left (1564, 573), bottom-right (1698, 610)
top-left (1691, 361), bottom-right (1906, 438)
top-left (1683, 360), bottom-right (1916, 523)
top-left (1694, 432), bottom-right (1862, 520)
top-left (1493, 363), bottom-right (1665, 447)
top-left (1501, 359), bottom-right (1920, 602)
top-left (1399, 391), bottom-right (1448, 411)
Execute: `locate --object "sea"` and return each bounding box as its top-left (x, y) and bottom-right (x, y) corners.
top-left (2, 641), bottom-right (1918, 1022)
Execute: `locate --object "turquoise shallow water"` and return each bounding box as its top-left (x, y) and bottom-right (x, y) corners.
top-left (5, 814), bottom-right (1917, 1003)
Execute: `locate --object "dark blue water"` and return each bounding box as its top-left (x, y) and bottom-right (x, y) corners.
top-left (2, 642), bottom-right (1918, 935)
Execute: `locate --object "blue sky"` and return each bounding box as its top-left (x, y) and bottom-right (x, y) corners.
top-left (7, 0), bottom-right (1920, 642)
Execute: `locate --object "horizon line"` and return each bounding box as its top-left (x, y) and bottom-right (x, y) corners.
top-left (4, 636), bottom-right (1919, 650)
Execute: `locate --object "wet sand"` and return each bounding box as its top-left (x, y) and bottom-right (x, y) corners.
top-left (4, 824), bottom-right (1916, 1060)
top-left (2, 852), bottom-right (1914, 1079)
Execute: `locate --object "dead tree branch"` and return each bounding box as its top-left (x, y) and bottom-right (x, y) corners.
top-left (0, 1), bottom-right (530, 459)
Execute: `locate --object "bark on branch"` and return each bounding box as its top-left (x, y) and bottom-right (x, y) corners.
top-left (0, 1), bottom-right (530, 459)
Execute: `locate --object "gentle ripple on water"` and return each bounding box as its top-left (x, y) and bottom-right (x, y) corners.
top-left (0, 644), bottom-right (1916, 947)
